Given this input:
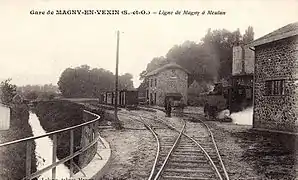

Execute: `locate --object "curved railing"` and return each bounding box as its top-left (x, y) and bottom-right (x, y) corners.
top-left (0, 110), bottom-right (101, 180)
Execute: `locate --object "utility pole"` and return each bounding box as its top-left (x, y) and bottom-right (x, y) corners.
top-left (114, 30), bottom-right (121, 129)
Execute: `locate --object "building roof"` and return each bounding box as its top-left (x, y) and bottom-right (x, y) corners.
top-left (249, 22), bottom-right (298, 47)
top-left (145, 63), bottom-right (190, 77)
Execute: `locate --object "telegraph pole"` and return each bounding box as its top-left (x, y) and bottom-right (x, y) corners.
top-left (114, 30), bottom-right (121, 129)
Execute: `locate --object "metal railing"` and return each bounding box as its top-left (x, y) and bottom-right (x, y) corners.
top-left (0, 109), bottom-right (102, 180)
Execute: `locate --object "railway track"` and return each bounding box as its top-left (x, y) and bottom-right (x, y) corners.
top-left (118, 111), bottom-right (177, 179)
top-left (184, 113), bottom-right (230, 180)
top-left (118, 109), bottom-right (230, 180)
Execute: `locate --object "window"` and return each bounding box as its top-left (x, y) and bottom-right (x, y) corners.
top-left (150, 79), bottom-right (153, 87)
top-left (265, 80), bottom-right (285, 96)
top-left (155, 79), bottom-right (157, 87)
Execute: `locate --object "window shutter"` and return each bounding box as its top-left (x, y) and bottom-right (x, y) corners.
top-left (280, 80), bottom-right (285, 95)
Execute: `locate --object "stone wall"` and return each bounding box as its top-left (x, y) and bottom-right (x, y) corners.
top-left (78, 111), bottom-right (98, 169)
top-left (148, 68), bottom-right (188, 106)
top-left (253, 36), bottom-right (298, 132)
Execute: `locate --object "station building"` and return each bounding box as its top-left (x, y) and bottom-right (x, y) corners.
top-left (249, 22), bottom-right (298, 133)
top-left (143, 63), bottom-right (189, 106)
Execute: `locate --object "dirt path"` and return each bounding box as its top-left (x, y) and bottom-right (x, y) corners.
top-left (99, 110), bottom-right (156, 180)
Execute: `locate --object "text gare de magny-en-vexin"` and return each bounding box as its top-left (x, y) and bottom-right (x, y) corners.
top-left (29, 9), bottom-right (226, 16)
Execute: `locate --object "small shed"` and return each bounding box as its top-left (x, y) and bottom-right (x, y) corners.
top-left (0, 103), bottom-right (10, 130)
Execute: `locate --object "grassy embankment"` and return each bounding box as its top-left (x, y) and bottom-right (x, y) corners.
top-left (0, 104), bottom-right (37, 180)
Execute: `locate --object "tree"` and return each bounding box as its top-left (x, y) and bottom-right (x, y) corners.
top-left (0, 79), bottom-right (17, 104)
top-left (243, 26), bottom-right (254, 44)
top-left (17, 84), bottom-right (59, 101)
top-left (201, 28), bottom-right (243, 80)
top-left (166, 41), bottom-right (219, 83)
top-left (119, 73), bottom-right (134, 90)
top-left (25, 91), bottom-right (38, 100)
top-left (141, 27), bottom-right (253, 87)
top-left (58, 65), bottom-right (135, 98)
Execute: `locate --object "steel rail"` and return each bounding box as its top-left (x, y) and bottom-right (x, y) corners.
top-left (154, 116), bottom-right (223, 180)
top-left (118, 111), bottom-right (160, 180)
top-left (153, 121), bottom-right (186, 180)
top-left (118, 109), bottom-right (227, 180)
top-left (0, 110), bottom-right (100, 148)
top-left (138, 115), bottom-right (161, 180)
top-left (190, 115), bottom-right (230, 180)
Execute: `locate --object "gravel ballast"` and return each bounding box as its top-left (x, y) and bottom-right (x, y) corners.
top-left (97, 106), bottom-right (296, 180)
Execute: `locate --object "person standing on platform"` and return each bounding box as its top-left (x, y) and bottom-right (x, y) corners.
top-left (168, 98), bottom-right (172, 117)
top-left (164, 98), bottom-right (168, 116)
top-left (164, 97), bottom-right (172, 117)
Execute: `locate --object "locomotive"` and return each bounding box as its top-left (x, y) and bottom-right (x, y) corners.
top-left (204, 79), bottom-right (253, 119)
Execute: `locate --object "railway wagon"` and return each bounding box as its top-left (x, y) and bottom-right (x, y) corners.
top-left (100, 90), bottom-right (138, 107)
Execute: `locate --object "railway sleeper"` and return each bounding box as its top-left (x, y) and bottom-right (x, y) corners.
top-left (167, 162), bottom-right (212, 168)
top-left (169, 159), bottom-right (221, 164)
top-left (170, 159), bottom-right (210, 164)
top-left (176, 147), bottom-right (213, 151)
top-left (162, 169), bottom-right (216, 178)
top-left (177, 142), bottom-right (214, 146)
top-left (158, 154), bottom-right (207, 160)
top-left (172, 152), bottom-right (218, 157)
top-left (168, 157), bottom-right (212, 162)
top-left (163, 168), bottom-right (214, 173)
top-left (163, 142), bottom-right (193, 146)
top-left (161, 175), bottom-right (213, 180)
top-left (178, 142), bottom-right (207, 146)
top-left (162, 139), bottom-right (179, 143)
top-left (174, 149), bottom-right (207, 153)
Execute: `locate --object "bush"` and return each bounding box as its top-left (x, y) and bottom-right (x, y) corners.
top-left (0, 104), bottom-right (37, 180)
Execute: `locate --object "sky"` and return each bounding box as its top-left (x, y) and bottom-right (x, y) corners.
top-left (0, 0), bottom-right (297, 88)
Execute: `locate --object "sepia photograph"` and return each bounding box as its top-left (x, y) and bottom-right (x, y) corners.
top-left (0, 0), bottom-right (297, 179)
